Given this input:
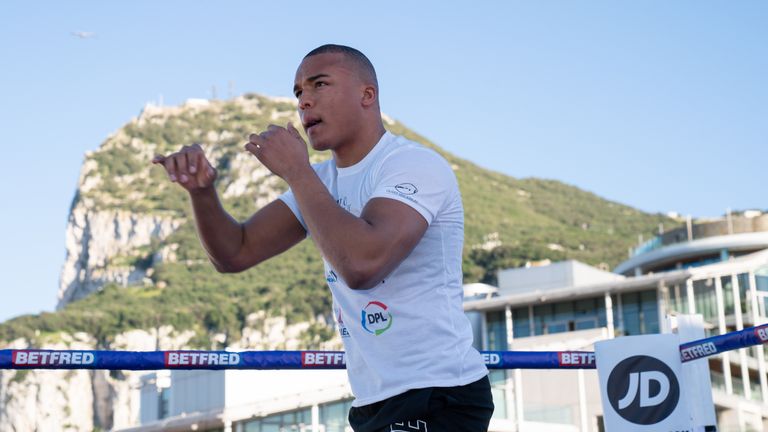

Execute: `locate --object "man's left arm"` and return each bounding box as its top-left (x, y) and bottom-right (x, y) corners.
top-left (246, 124), bottom-right (432, 289)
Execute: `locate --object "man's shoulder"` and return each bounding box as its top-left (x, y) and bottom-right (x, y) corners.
top-left (382, 134), bottom-right (447, 163)
top-left (379, 134), bottom-right (453, 175)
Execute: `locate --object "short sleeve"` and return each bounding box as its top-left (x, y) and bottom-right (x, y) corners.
top-left (277, 188), bottom-right (307, 231)
top-left (369, 146), bottom-right (457, 225)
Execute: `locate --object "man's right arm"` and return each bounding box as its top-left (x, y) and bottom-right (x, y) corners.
top-left (153, 144), bottom-right (306, 273)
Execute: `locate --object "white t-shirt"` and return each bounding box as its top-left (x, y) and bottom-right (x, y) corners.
top-left (279, 131), bottom-right (487, 406)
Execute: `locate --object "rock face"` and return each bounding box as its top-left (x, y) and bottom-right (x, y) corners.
top-left (56, 94), bottom-right (300, 310)
top-left (0, 328), bottom-right (196, 431)
top-left (58, 205), bottom-right (181, 307)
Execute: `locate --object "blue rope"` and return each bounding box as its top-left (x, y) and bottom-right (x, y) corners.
top-left (2, 323), bottom-right (766, 370)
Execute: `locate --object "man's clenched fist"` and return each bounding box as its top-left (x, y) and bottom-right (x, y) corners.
top-left (245, 123), bottom-right (311, 183)
top-left (152, 144), bottom-right (217, 192)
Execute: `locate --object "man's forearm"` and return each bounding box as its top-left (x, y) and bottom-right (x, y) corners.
top-left (286, 168), bottom-right (379, 287)
top-left (188, 186), bottom-right (244, 270)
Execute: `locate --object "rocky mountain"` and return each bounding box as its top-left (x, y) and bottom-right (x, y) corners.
top-left (0, 94), bottom-right (672, 431)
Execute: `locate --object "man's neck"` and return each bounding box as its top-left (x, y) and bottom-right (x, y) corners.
top-left (333, 124), bottom-right (387, 168)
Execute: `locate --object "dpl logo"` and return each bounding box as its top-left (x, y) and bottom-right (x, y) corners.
top-left (607, 355), bottom-right (680, 425)
top-left (361, 301), bottom-right (393, 335)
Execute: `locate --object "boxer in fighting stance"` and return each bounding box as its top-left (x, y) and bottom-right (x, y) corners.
top-left (153, 44), bottom-right (493, 432)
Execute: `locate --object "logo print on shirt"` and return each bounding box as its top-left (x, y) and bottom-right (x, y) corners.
top-left (361, 301), bottom-right (393, 335)
top-left (326, 270), bottom-right (338, 283)
top-left (336, 196), bottom-right (351, 211)
top-left (386, 183), bottom-right (420, 205)
top-left (336, 308), bottom-right (350, 338)
top-left (394, 183), bottom-right (418, 195)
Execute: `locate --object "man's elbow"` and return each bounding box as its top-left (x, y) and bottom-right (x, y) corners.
top-left (210, 258), bottom-right (247, 274)
top-left (339, 264), bottom-right (384, 290)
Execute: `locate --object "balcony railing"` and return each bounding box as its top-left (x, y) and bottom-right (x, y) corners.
top-left (632, 213), bottom-right (768, 257)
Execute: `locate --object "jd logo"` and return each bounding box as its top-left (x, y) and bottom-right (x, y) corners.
top-left (617, 371), bottom-right (669, 410)
top-left (607, 355), bottom-right (680, 425)
top-left (361, 301), bottom-right (393, 335)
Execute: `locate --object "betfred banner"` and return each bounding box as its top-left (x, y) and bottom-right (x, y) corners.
top-left (596, 334), bottom-right (693, 431)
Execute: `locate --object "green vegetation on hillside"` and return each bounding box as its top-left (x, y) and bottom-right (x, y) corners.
top-left (0, 243), bottom-right (331, 349)
top-left (0, 95), bottom-right (672, 347)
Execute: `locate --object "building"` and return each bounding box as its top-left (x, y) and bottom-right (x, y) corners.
top-left (616, 211), bottom-right (768, 276)
top-left (123, 212), bottom-right (768, 432)
top-left (124, 368), bottom-right (353, 431)
top-left (463, 211), bottom-right (768, 431)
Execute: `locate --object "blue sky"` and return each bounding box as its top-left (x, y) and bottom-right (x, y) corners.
top-left (0, 1), bottom-right (766, 323)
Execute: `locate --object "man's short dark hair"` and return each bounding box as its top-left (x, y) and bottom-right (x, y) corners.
top-left (305, 44), bottom-right (378, 89)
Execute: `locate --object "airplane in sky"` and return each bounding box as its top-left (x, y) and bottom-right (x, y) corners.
top-left (70, 31), bottom-right (96, 39)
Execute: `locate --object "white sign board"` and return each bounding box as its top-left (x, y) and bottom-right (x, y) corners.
top-left (669, 314), bottom-right (717, 431)
top-left (596, 334), bottom-right (693, 431)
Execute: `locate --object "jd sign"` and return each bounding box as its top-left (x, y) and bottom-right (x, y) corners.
top-left (596, 334), bottom-right (692, 431)
top-left (607, 356), bottom-right (680, 425)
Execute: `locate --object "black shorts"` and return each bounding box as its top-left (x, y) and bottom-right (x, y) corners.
top-left (348, 375), bottom-right (494, 432)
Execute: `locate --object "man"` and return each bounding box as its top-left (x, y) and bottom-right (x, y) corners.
top-left (152, 44), bottom-right (493, 431)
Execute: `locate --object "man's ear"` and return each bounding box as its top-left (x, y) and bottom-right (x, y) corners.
top-left (361, 84), bottom-right (377, 108)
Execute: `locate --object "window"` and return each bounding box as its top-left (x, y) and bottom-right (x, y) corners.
top-left (533, 298), bottom-right (607, 336)
top-left (665, 283), bottom-right (688, 314)
top-left (756, 268), bottom-right (768, 321)
top-left (319, 399), bottom-right (353, 432)
top-left (486, 310), bottom-right (507, 350)
top-left (489, 370), bottom-right (508, 419)
top-left (533, 304), bottom-right (554, 336)
top-left (241, 408), bottom-right (313, 432)
top-left (757, 266), bottom-right (768, 292)
top-left (621, 292), bottom-right (641, 336)
top-left (158, 388), bottom-right (170, 420)
top-left (524, 404), bottom-right (573, 424)
top-left (620, 291), bottom-right (659, 336)
top-left (512, 307), bottom-right (531, 338)
top-left (738, 273), bottom-right (752, 322)
top-left (721, 276), bottom-right (735, 317)
top-left (693, 279), bottom-right (718, 330)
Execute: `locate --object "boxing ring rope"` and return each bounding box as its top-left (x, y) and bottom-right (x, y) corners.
top-left (2, 323), bottom-right (768, 371)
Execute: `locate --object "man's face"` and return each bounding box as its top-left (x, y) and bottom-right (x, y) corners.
top-left (293, 53), bottom-right (364, 151)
